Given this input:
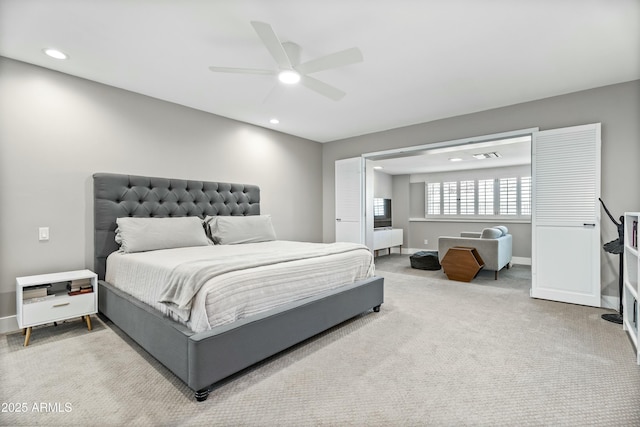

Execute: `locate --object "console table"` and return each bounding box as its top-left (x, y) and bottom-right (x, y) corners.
top-left (373, 228), bottom-right (403, 256)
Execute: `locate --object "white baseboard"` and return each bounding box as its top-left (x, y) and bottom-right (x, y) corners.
top-left (0, 315), bottom-right (19, 334)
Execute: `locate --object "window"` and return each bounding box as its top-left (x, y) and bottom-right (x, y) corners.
top-left (459, 180), bottom-right (475, 215)
top-left (477, 179), bottom-right (494, 215)
top-left (521, 176), bottom-right (532, 215)
top-left (442, 181), bottom-right (457, 215)
top-left (425, 176), bottom-right (531, 219)
top-left (499, 177), bottom-right (518, 215)
top-left (426, 182), bottom-right (440, 215)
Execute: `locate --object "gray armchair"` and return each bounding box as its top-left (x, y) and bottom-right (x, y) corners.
top-left (438, 228), bottom-right (513, 279)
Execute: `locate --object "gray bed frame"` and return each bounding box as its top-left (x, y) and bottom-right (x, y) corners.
top-left (93, 173), bottom-right (384, 401)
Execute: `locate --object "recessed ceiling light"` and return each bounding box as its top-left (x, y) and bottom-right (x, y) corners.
top-left (373, 166), bottom-right (383, 170)
top-left (269, 118), bottom-right (280, 124)
top-left (278, 70), bottom-right (301, 84)
top-left (42, 48), bottom-right (68, 60)
top-left (449, 157), bottom-right (463, 162)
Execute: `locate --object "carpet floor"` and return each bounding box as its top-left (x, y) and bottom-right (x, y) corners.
top-left (1, 254), bottom-right (639, 426)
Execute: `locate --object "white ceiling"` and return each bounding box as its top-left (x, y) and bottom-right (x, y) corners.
top-left (0, 0), bottom-right (638, 143)
top-left (370, 136), bottom-right (532, 175)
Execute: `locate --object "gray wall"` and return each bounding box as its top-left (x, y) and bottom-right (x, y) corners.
top-left (322, 80), bottom-right (640, 298)
top-left (0, 57), bottom-right (323, 318)
top-left (391, 175), bottom-right (411, 237)
top-left (373, 170), bottom-right (392, 198)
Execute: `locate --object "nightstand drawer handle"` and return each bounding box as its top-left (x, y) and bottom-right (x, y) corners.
top-left (53, 302), bottom-right (70, 308)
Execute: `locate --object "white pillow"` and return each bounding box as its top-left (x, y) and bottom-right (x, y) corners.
top-left (115, 217), bottom-right (209, 253)
top-left (480, 227), bottom-right (502, 239)
top-left (493, 225), bottom-right (508, 236)
top-left (206, 215), bottom-right (277, 245)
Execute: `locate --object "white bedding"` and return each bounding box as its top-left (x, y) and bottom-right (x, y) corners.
top-left (105, 240), bottom-right (374, 333)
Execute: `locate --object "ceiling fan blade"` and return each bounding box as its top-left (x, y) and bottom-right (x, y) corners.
top-left (208, 66), bottom-right (275, 75)
top-left (282, 41), bottom-right (301, 67)
top-left (250, 21), bottom-right (293, 70)
top-left (296, 47), bottom-right (363, 75)
top-left (301, 75), bottom-right (346, 101)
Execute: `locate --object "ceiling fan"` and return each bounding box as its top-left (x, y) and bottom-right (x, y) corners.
top-left (209, 21), bottom-right (363, 101)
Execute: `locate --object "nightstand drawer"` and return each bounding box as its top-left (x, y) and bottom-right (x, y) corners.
top-left (22, 293), bottom-right (96, 327)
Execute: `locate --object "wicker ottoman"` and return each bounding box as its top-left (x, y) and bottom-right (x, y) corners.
top-left (410, 251), bottom-right (441, 270)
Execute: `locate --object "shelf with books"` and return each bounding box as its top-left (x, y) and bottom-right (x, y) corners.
top-left (66, 277), bottom-right (94, 296)
top-left (623, 212), bottom-right (640, 364)
top-left (16, 269), bottom-right (98, 347)
top-left (22, 283), bottom-right (52, 301)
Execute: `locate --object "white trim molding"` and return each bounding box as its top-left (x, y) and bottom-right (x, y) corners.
top-left (511, 256), bottom-right (531, 266)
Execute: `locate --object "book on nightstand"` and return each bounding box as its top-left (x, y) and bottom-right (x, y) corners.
top-left (66, 278), bottom-right (93, 294)
top-left (23, 284), bottom-right (52, 299)
top-left (67, 279), bottom-right (93, 295)
top-left (67, 286), bottom-right (93, 295)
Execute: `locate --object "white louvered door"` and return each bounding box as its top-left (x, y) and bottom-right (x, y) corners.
top-left (531, 123), bottom-right (601, 306)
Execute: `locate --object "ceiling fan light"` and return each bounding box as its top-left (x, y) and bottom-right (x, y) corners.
top-left (278, 70), bottom-right (301, 84)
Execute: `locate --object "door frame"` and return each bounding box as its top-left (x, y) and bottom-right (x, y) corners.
top-left (355, 124), bottom-right (603, 307)
top-left (360, 127), bottom-right (538, 251)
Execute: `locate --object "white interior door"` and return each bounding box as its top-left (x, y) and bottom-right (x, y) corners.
top-left (335, 157), bottom-right (364, 244)
top-left (531, 123), bottom-right (601, 307)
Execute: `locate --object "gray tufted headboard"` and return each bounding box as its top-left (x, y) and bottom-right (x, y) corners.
top-left (93, 173), bottom-right (260, 280)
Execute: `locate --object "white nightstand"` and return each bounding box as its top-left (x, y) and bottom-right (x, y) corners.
top-left (16, 269), bottom-right (98, 346)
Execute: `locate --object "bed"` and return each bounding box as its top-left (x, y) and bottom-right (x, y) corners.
top-left (94, 172), bottom-right (384, 401)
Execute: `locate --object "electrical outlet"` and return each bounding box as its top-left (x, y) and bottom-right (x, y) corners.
top-left (39, 227), bottom-right (49, 241)
top-left (423, 239), bottom-right (428, 245)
